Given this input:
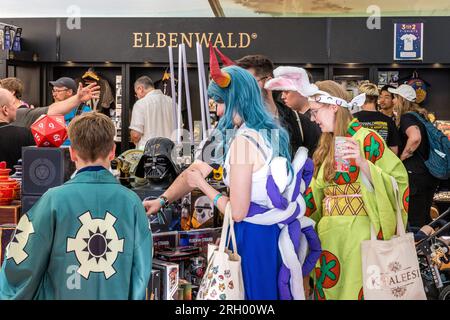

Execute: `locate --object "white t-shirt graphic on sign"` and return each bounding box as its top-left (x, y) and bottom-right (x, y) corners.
top-left (401, 34), bottom-right (417, 51)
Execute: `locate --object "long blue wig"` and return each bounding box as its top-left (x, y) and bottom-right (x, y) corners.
top-left (208, 65), bottom-right (292, 169)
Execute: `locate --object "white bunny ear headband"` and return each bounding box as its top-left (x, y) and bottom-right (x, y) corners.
top-left (308, 91), bottom-right (366, 114)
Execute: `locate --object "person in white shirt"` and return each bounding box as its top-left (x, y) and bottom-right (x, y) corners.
top-left (129, 76), bottom-right (176, 149)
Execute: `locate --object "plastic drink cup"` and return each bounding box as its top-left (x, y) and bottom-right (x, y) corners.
top-left (335, 136), bottom-right (350, 172)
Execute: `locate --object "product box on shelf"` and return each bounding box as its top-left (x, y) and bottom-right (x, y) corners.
top-left (181, 190), bottom-right (214, 230)
top-left (181, 187), bottom-right (226, 231)
top-left (152, 231), bottom-right (178, 252)
top-left (146, 269), bottom-right (161, 300)
top-left (186, 255), bottom-right (207, 286)
top-left (178, 228), bottom-right (222, 258)
top-left (0, 224), bottom-right (16, 265)
top-left (155, 246), bottom-right (201, 281)
top-left (153, 259), bottom-right (179, 300)
top-left (155, 246), bottom-right (201, 262)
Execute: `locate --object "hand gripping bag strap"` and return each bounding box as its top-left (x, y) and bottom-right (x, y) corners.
top-left (219, 202), bottom-right (238, 256)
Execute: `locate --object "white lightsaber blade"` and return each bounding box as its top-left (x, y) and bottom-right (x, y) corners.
top-left (168, 46), bottom-right (177, 133)
top-left (181, 44), bottom-right (194, 144)
top-left (198, 44), bottom-right (211, 131)
top-left (177, 45), bottom-right (184, 144)
top-left (196, 42), bottom-right (207, 140)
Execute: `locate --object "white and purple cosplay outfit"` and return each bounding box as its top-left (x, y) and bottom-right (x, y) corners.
top-left (223, 126), bottom-right (321, 300)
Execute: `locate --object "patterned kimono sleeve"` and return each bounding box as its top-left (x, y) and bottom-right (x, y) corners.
top-left (357, 129), bottom-right (409, 240)
top-left (304, 176), bottom-right (325, 225)
top-left (0, 192), bottom-right (54, 300)
top-left (130, 202), bottom-right (152, 300)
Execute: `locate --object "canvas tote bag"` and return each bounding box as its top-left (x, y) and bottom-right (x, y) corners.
top-left (361, 177), bottom-right (427, 300)
top-left (196, 202), bottom-right (245, 300)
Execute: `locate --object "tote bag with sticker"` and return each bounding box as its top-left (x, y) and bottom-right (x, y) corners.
top-left (196, 202), bottom-right (245, 300)
top-left (361, 177), bottom-right (426, 300)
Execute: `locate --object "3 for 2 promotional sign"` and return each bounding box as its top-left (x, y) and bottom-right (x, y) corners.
top-left (394, 23), bottom-right (424, 61)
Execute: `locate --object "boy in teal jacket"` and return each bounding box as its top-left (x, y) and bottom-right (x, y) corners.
top-left (0, 112), bottom-right (152, 299)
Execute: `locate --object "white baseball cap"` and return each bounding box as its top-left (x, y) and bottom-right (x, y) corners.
top-left (388, 84), bottom-right (416, 102)
top-left (264, 66), bottom-right (319, 97)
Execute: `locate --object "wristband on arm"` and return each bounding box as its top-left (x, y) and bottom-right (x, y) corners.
top-left (158, 195), bottom-right (169, 208)
top-left (213, 193), bottom-right (223, 207)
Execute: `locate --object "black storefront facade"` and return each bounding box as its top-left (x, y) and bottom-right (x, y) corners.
top-left (1, 17), bottom-right (450, 153)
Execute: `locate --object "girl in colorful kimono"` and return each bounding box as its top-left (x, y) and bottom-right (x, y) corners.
top-left (184, 48), bottom-right (321, 300)
top-left (305, 81), bottom-right (409, 300)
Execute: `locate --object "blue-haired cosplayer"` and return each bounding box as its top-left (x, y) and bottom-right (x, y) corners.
top-left (207, 47), bottom-right (321, 300)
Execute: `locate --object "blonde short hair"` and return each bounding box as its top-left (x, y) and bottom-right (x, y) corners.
top-left (359, 82), bottom-right (379, 104)
top-left (68, 112), bottom-right (116, 162)
top-left (359, 82), bottom-right (379, 97)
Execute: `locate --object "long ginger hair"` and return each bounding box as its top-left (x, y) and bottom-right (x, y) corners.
top-left (312, 81), bottom-right (353, 182)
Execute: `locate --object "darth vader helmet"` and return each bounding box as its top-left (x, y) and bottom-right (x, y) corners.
top-left (135, 137), bottom-right (180, 184)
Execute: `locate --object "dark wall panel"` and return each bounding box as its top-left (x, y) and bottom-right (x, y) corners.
top-left (418, 69), bottom-right (450, 119)
top-left (3, 17), bottom-right (449, 64)
top-left (58, 18), bottom-right (328, 64)
top-left (1, 18), bottom-right (57, 61)
top-left (421, 18), bottom-right (450, 63)
top-left (15, 65), bottom-right (41, 106)
top-left (329, 17), bottom-right (450, 64)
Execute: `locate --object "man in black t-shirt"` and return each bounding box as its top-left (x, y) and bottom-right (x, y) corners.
top-left (0, 88), bottom-right (35, 171)
top-left (263, 66), bottom-right (322, 157)
top-left (379, 85), bottom-right (396, 121)
top-left (236, 55), bottom-right (313, 157)
top-left (354, 83), bottom-right (400, 155)
top-left (274, 96), bottom-right (320, 158)
top-left (353, 110), bottom-right (400, 150)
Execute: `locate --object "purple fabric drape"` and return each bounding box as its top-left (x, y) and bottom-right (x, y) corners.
top-left (246, 158), bottom-right (321, 300)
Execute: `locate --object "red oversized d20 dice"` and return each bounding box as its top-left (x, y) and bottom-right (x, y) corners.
top-left (30, 115), bottom-right (68, 148)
